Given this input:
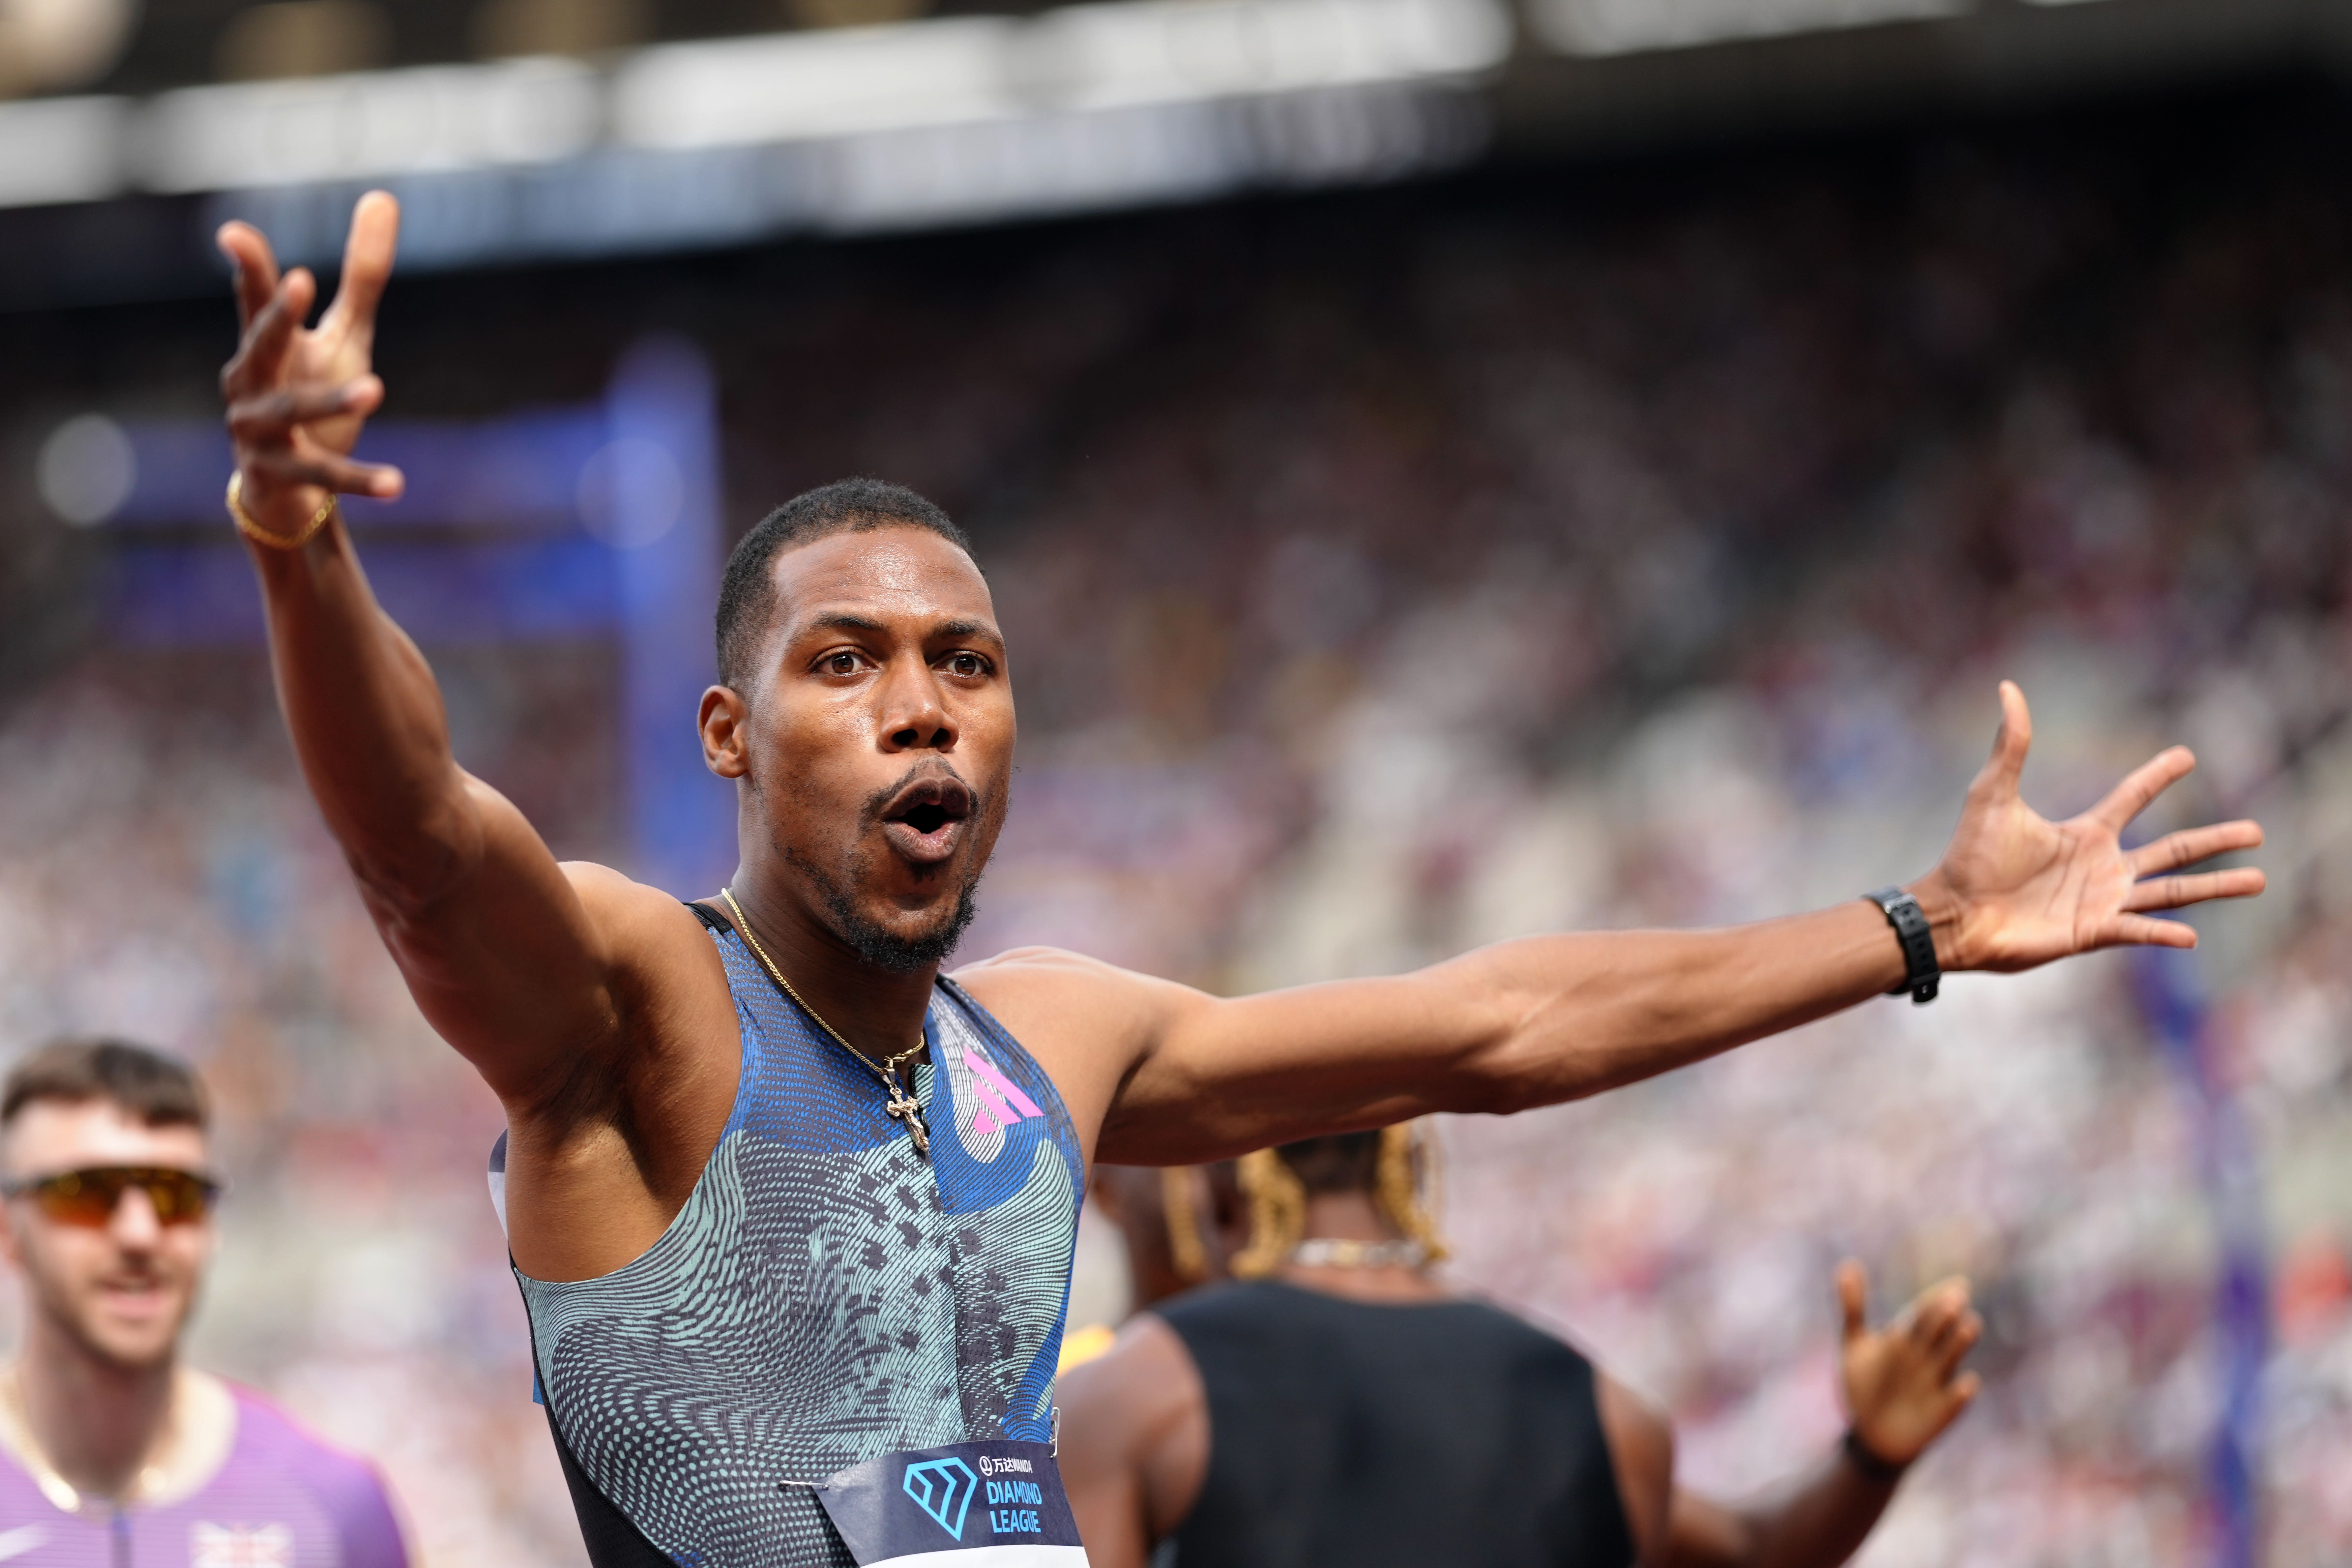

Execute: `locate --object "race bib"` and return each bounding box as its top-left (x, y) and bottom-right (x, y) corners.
top-left (814, 1438), bottom-right (1090, 1567)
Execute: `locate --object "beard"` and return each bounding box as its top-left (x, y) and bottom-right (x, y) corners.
top-left (765, 764), bottom-right (993, 974)
top-left (792, 845), bottom-right (982, 974)
top-left (37, 1265), bottom-right (190, 1372)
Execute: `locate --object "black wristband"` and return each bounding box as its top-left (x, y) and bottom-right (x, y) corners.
top-left (1863, 887), bottom-right (1939, 1004)
top-left (1841, 1427), bottom-right (1908, 1485)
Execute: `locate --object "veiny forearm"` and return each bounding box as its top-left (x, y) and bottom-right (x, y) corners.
top-left (1666, 1454), bottom-right (1897, 1568)
top-left (1455, 897), bottom-right (1924, 1111)
top-left (1098, 894), bottom-right (1934, 1162)
top-left (249, 520), bottom-right (481, 909)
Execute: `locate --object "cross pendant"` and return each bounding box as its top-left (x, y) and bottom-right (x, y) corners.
top-left (884, 1075), bottom-right (930, 1157)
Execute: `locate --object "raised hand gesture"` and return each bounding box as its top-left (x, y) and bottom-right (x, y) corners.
top-left (1837, 1261), bottom-right (1980, 1471)
top-left (1917, 681), bottom-right (2264, 969)
top-left (216, 190), bottom-right (407, 542)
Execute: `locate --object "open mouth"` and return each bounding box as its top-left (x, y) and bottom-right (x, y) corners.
top-left (900, 801), bottom-right (957, 834)
top-left (879, 774), bottom-right (975, 865)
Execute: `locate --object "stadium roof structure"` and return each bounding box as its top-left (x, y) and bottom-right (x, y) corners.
top-left (0, 0), bottom-right (2347, 305)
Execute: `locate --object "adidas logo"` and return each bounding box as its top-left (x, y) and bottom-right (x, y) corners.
top-left (963, 1043), bottom-right (1043, 1137)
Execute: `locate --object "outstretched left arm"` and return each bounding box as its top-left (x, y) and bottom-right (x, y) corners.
top-left (969, 681), bottom-right (2262, 1164)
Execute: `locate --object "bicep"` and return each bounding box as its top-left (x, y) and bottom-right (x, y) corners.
top-left (364, 775), bottom-right (662, 1106)
top-left (1097, 959), bottom-right (1516, 1163)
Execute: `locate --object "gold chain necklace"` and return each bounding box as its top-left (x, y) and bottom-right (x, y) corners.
top-left (1289, 1238), bottom-right (1431, 1270)
top-left (718, 888), bottom-right (931, 1157)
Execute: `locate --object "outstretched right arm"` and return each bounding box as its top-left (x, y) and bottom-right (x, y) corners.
top-left (216, 194), bottom-right (704, 1115)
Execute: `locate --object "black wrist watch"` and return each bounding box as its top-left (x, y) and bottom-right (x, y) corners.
top-left (1842, 1427), bottom-right (1908, 1484)
top-left (1863, 887), bottom-right (1940, 1004)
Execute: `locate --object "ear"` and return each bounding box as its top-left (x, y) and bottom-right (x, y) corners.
top-left (701, 685), bottom-right (751, 778)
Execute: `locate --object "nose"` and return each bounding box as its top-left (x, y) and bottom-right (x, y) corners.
top-left (109, 1184), bottom-right (163, 1248)
top-left (879, 661), bottom-right (957, 754)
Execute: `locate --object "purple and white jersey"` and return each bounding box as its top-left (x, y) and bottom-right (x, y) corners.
top-left (0, 1386), bottom-right (407, 1568)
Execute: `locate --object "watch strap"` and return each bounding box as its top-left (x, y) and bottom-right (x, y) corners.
top-left (1842, 1427), bottom-right (1908, 1484)
top-left (1863, 887), bottom-right (1939, 1004)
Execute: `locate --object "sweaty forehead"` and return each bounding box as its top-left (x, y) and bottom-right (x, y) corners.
top-left (767, 526), bottom-right (996, 637)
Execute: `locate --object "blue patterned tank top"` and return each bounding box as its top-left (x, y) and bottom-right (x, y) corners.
top-left (502, 916), bottom-right (1084, 1568)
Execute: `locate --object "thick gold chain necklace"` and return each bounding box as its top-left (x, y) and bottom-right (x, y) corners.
top-left (719, 888), bottom-right (931, 1157)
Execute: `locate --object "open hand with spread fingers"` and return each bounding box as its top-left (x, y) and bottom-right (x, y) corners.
top-left (1910, 680), bottom-right (2265, 972)
top-left (216, 190), bottom-right (407, 544)
top-left (1838, 1261), bottom-right (1981, 1472)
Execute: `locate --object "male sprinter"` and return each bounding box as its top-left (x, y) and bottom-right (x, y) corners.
top-left (0, 1039), bottom-right (407, 1565)
top-left (212, 191), bottom-right (2261, 1568)
top-left (1061, 1130), bottom-right (1977, 1568)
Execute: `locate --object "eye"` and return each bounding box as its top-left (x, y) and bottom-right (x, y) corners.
top-left (942, 652), bottom-right (991, 678)
top-left (821, 650), bottom-right (866, 676)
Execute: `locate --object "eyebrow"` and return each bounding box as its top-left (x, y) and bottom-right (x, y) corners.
top-left (796, 613), bottom-right (1003, 647)
top-left (802, 613), bottom-right (890, 638)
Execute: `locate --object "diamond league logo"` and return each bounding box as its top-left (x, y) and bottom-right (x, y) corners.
top-left (901, 1456), bottom-right (980, 1540)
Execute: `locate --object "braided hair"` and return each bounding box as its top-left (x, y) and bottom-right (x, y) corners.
top-left (1229, 1122), bottom-right (1448, 1278)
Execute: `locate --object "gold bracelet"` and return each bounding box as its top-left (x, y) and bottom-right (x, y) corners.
top-left (225, 471), bottom-right (338, 551)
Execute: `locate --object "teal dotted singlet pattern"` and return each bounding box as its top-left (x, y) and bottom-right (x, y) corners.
top-left (510, 925), bottom-right (1084, 1567)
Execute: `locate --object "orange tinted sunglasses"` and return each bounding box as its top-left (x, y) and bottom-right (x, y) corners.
top-left (1, 1166), bottom-right (221, 1227)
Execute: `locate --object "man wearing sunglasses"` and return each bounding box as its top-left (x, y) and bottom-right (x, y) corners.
top-left (0, 1037), bottom-right (409, 1566)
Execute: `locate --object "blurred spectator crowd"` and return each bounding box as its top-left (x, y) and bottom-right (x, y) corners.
top-left (2, 86), bottom-right (2350, 1568)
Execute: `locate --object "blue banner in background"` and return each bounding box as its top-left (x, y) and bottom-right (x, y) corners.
top-left (2132, 948), bottom-right (2269, 1568)
top-left (89, 335), bottom-right (735, 900)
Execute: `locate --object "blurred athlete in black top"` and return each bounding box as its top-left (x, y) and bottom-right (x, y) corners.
top-left (1060, 1129), bottom-right (1981, 1568)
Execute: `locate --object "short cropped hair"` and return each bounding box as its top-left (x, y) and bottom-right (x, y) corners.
top-left (2, 1038), bottom-right (208, 1131)
top-left (715, 478), bottom-right (975, 691)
